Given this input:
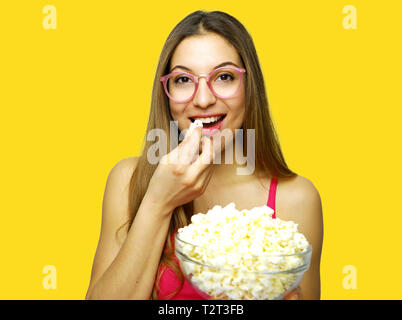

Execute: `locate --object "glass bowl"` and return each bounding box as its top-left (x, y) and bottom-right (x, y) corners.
top-left (175, 232), bottom-right (312, 300)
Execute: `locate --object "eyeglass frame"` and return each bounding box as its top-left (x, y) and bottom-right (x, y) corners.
top-left (160, 66), bottom-right (246, 103)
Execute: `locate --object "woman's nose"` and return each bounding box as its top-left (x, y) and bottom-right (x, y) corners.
top-left (192, 77), bottom-right (216, 108)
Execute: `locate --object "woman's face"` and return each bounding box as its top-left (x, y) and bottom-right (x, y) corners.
top-left (168, 32), bottom-right (246, 142)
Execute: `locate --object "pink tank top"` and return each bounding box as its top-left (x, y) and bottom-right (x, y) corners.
top-left (156, 177), bottom-right (278, 300)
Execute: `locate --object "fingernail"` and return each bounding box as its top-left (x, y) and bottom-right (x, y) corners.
top-left (290, 293), bottom-right (299, 300)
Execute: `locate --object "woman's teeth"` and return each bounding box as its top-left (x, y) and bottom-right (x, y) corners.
top-left (191, 115), bottom-right (225, 124)
top-left (198, 116), bottom-right (222, 124)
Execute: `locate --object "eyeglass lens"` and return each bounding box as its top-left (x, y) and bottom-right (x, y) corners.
top-left (166, 68), bottom-right (242, 101)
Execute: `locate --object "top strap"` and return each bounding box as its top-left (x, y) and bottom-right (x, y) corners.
top-left (267, 177), bottom-right (278, 218)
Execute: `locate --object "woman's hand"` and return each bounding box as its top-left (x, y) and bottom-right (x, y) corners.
top-left (283, 286), bottom-right (302, 300)
top-left (146, 126), bottom-right (216, 213)
top-left (209, 287), bottom-right (303, 300)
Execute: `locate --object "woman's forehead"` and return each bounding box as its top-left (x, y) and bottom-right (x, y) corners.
top-left (170, 33), bottom-right (242, 73)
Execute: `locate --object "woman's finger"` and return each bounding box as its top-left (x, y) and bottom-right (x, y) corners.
top-left (177, 126), bottom-right (203, 165)
top-left (284, 286), bottom-right (302, 300)
top-left (194, 161), bottom-right (214, 194)
top-left (162, 127), bottom-right (202, 166)
top-left (191, 135), bottom-right (215, 172)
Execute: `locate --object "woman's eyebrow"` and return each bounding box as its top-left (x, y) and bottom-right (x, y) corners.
top-left (170, 61), bottom-right (240, 73)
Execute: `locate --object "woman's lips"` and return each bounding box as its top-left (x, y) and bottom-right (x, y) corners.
top-left (187, 114), bottom-right (227, 136)
top-left (201, 115), bottom-right (225, 136)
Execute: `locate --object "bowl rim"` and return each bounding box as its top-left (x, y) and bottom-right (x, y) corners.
top-left (175, 233), bottom-right (312, 275)
top-left (175, 248), bottom-right (311, 275)
top-left (175, 231), bottom-right (312, 258)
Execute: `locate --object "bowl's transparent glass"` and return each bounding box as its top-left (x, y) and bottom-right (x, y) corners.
top-left (175, 232), bottom-right (312, 300)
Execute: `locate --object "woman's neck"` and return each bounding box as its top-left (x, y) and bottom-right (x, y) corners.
top-left (209, 134), bottom-right (260, 185)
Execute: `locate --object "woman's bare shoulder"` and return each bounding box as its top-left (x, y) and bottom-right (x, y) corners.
top-left (114, 156), bottom-right (140, 170)
top-left (101, 156), bottom-right (141, 239)
top-left (104, 157), bottom-right (140, 206)
top-left (109, 156), bottom-right (140, 179)
top-left (278, 175), bottom-right (321, 202)
top-left (276, 174), bottom-right (323, 226)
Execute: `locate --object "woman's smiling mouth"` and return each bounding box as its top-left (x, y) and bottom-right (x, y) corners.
top-left (188, 114), bottom-right (226, 136)
top-left (189, 114), bottom-right (226, 129)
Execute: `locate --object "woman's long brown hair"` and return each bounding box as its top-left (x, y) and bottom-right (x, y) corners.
top-left (116, 10), bottom-right (297, 300)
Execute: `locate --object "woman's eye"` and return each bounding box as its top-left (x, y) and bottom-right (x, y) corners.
top-left (174, 76), bottom-right (192, 84)
top-left (217, 73), bottom-right (234, 81)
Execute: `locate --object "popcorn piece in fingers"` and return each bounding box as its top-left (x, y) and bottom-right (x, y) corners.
top-left (188, 119), bottom-right (203, 133)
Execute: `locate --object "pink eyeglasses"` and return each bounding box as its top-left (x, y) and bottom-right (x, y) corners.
top-left (160, 66), bottom-right (246, 103)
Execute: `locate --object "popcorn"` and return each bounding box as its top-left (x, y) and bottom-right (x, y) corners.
top-left (188, 119), bottom-right (203, 133)
top-left (176, 203), bottom-right (311, 300)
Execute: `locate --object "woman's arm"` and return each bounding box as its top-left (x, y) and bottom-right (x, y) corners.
top-left (85, 157), bottom-right (173, 300)
top-left (85, 128), bottom-right (216, 300)
top-left (278, 175), bottom-right (324, 300)
top-left (295, 176), bottom-right (324, 300)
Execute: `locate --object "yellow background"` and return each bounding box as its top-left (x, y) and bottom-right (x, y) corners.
top-left (1, 0), bottom-right (401, 299)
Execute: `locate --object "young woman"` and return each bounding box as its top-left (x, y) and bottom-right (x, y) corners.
top-left (85, 10), bottom-right (323, 300)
